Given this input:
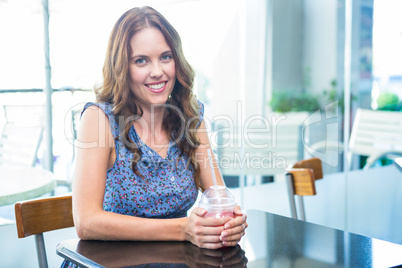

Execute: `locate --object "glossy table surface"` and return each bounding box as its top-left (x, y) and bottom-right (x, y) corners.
top-left (0, 164), bottom-right (55, 206)
top-left (230, 164), bottom-right (402, 245)
top-left (57, 209), bottom-right (402, 268)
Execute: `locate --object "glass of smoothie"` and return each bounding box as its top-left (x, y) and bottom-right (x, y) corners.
top-left (199, 185), bottom-right (236, 218)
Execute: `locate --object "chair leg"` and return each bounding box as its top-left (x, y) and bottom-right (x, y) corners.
top-left (286, 174), bottom-right (297, 219)
top-left (35, 233), bottom-right (48, 268)
top-left (297, 195), bottom-right (306, 221)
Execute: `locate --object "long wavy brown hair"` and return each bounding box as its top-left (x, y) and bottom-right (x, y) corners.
top-left (95, 6), bottom-right (202, 189)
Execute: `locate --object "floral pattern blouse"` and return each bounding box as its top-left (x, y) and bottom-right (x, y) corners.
top-left (61, 100), bottom-right (203, 267)
top-left (88, 101), bottom-right (203, 218)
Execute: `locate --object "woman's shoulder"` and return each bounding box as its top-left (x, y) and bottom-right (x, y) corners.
top-left (196, 99), bottom-right (204, 114)
top-left (80, 103), bottom-right (111, 124)
top-left (81, 102), bottom-right (119, 137)
top-left (194, 99), bottom-right (204, 122)
top-left (83, 102), bottom-right (114, 115)
top-left (81, 102), bottom-right (116, 123)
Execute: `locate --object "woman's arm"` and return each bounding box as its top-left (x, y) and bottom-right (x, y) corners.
top-left (73, 106), bottom-right (183, 241)
top-left (72, 107), bottom-right (230, 248)
top-left (195, 120), bottom-right (225, 190)
top-left (193, 120), bottom-right (248, 247)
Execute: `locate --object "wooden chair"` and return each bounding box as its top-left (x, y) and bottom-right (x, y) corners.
top-left (306, 108), bottom-right (402, 170)
top-left (286, 157), bottom-right (323, 221)
top-left (14, 195), bottom-right (74, 268)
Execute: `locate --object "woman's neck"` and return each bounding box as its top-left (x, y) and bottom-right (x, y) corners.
top-left (139, 105), bottom-right (165, 130)
top-left (133, 105), bottom-right (169, 148)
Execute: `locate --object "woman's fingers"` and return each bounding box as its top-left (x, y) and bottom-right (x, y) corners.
top-left (187, 209), bottom-right (235, 249)
top-left (224, 214), bottom-right (247, 230)
top-left (191, 207), bottom-right (208, 217)
top-left (197, 234), bottom-right (223, 243)
top-left (187, 207), bottom-right (248, 249)
top-left (220, 233), bottom-right (244, 244)
top-left (199, 242), bottom-right (227, 250)
top-left (233, 206), bottom-right (245, 216)
top-left (220, 212), bottom-right (248, 245)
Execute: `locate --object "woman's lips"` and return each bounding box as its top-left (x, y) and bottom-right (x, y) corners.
top-left (146, 81), bottom-right (167, 93)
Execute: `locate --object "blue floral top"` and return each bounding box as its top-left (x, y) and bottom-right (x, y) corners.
top-left (89, 101), bottom-right (203, 218)
top-left (61, 101), bottom-right (203, 267)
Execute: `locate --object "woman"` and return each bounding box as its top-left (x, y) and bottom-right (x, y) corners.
top-left (69, 6), bottom-right (247, 264)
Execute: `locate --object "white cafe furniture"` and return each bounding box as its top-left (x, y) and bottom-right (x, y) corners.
top-left (0, 164), bottom-right (55, 206)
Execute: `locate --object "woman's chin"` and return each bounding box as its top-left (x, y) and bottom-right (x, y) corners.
top-left (150, 99), bottom-right (170, 108)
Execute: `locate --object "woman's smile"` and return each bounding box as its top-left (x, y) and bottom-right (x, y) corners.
top-left (146, 81), bottom-right (167, 93)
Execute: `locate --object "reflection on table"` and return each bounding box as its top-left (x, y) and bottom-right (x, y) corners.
top-left (57, 210), bottom-right (402, 268)
top-left (58, 239), bottom-right (246, 268)
top-left (0, 164), bottom-right (55, 206)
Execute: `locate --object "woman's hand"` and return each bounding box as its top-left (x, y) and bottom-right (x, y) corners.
top-left (219, 206), bottom-right (248, 247)
top-left (184, 207), bottom-right (232, 249)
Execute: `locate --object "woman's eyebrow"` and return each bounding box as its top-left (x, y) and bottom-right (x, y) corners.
top-left (131, 54), bottom-right (149, 59)
top-left (131, 50), bottom-right (172, 60)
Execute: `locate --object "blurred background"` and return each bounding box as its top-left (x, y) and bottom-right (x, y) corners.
top-left (1, 0), bottom-right (401, 179)
top-left (1, 0), bottom-right (402, 266)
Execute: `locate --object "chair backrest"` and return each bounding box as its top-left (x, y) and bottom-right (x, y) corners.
top-left (349, 108), bottom-right (402, 168)
top-left (14, 195), bottom-right (74, 268)
top-left (286, 157), bottom-right (323, 221)
top-left (0, 105), bottom-right (44, 166)
top-left (305, 109), bottom-right (402, 171)
top-left (287, 168), bottom-right (317, 196)
top-left (291, 157), bottom-right (323, 181)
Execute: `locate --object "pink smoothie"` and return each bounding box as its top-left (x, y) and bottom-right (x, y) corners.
top-left (205, 211), bottom-right (234, 218)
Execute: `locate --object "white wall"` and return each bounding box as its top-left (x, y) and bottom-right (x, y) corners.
top-left (210, 0), bottom-right (268, 121)
top-left (303, 0), bottom-right (338, 95)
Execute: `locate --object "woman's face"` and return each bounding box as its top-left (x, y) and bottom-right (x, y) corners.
top-left (128, 27), bottom-right (176, 110)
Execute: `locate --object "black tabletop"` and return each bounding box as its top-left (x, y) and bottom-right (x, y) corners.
top-left (57, 209), bottom-right (402, 267)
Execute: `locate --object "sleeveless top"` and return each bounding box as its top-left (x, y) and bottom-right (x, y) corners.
top-left (62, 101), bottom-right (202, 268)
top-left (82, 101), bottom-right (204, 218)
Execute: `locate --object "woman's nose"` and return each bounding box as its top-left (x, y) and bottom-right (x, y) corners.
top-left (150, 62), bottom-right (163, 78)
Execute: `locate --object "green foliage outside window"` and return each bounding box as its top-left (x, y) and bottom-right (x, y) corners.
top-left (269, 90), bottom-right (321, 113)
top-left (376, 92), bottom-right (401, 111)
top-left (270, 79), bottom-right (355, 114)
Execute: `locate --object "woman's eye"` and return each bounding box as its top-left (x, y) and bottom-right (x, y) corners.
top-left (135, 58), bottom-right (147, 64)
top-left (161, 54), bottom-right (172, 61)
